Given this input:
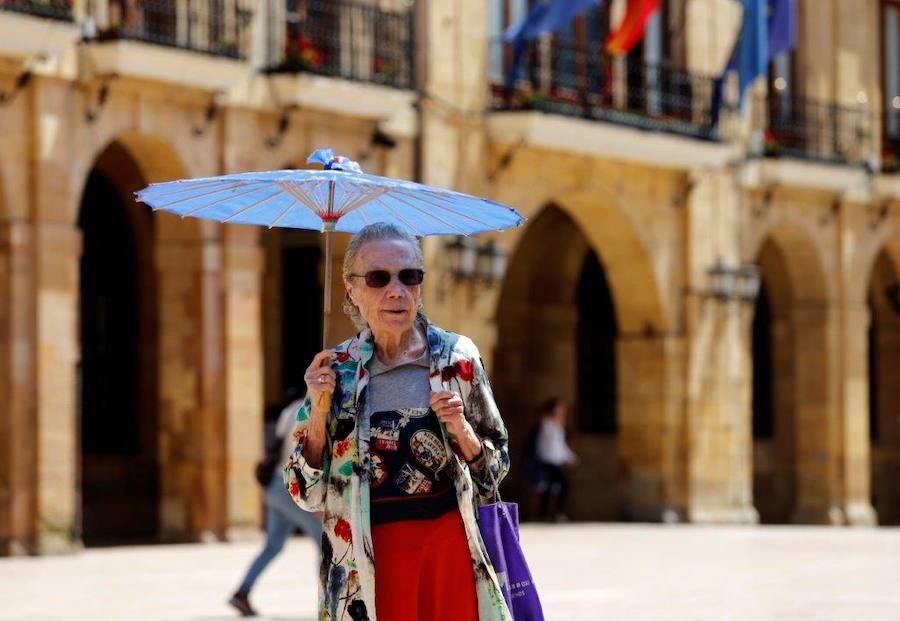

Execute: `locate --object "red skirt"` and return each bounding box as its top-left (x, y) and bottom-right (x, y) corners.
top-left (372, 509), bottom-right (479, 621)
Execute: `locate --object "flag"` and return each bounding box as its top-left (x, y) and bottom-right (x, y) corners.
top-left (605, 0), bottom-right (661, 55)
top-left (768, 0), bottom-right (796, 58)
top-left (711, 0), bottom-right (796, 125)
top-left (503, 0), bottom-right (603, 89)
top-left (711, 0), bottom-right (769, 125)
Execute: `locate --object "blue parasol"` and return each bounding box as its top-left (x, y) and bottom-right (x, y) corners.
top-left (135, 148), bottom-right (523, 349)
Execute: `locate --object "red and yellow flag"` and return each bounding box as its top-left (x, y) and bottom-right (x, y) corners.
top-left (605, 0), bottom-right (661, 55)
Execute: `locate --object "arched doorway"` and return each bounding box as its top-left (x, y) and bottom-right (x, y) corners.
top-left (751, 239), bottom-right (796, 523)
top-left (261, 227), bottom-right (323, 426)
top-left (867, 248), bottom-right (900, 525)
top-left (495, 205), bottom-right (622, 521)
top-left (750, 228), bottom-right (835, 524)
top-left (78, 142), bottom-right (158, 545)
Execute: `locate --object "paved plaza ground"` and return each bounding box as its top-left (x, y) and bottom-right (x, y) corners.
top-left (3, 523), bottom-right (900, 620)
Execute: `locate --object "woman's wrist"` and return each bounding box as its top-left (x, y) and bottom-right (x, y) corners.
top-left (459, 426), bottom-right (484, 463)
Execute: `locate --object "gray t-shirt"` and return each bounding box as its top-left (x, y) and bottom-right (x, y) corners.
top-left (366, 348), bottom-right (431, 410)
top-left (365, 347), bottom-right (456, 525)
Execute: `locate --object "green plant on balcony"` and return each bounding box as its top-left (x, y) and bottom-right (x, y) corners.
top-left (884, 150), bottom-right (900, 173)
top-left (3, 0), bottom-right (72, 16)
top-left (280, 35), bottom-right (323, 71)
top-left (212, 37), bottom-right (239, 57)
top-left (763, 129), bottom-right (782, 157)
top-left (372, 58), bottom-right (397, 82)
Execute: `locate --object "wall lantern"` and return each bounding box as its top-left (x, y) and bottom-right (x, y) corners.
top-left (444, 236), bottom-right (507, 285)
top-left (476, 240), bottom-right (507, 283)
top-left (705, 259), bottom-right (761, 302)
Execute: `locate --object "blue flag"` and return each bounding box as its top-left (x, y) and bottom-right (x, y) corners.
top-left (768, 0), bottom-right (796, 58)
top-left (712, 0), bottom-right (796, 125)
top-left (503, 0), bottom-right (602, 89)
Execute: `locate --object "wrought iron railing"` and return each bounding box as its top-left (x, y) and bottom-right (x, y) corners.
top-left (884, 110), bottom-right (900, 173)
top-left (759, 93), bottom-right (871, 164)
top-left (264, 0), bottom-right (415, 89)
top-left (490, 40), bottom-right (719, 140)
top-left (92, 1), bottom-right (253, 59)
top-left (0, 0), bottom-right (73, 21)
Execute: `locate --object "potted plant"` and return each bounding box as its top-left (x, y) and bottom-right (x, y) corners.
top-left (282, 35), bottom-right (323, 71)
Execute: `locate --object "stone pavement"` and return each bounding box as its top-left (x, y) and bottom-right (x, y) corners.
top-left (3, 523), bottom-right (900, 620)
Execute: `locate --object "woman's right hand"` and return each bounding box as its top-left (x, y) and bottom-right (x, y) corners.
top-left (304, 350), bottom-right (335, 414)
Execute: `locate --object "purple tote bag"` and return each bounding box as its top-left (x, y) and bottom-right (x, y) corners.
top-left (478, 495), bottom-right (545, 620)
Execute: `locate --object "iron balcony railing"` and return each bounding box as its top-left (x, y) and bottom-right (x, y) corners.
top-left (491, 40), bottom-right (719, 140)
top-left (884, 110), bottom-right (900, 173)
top-left (759, 93), bottom-right (871, 164)
top-left (92, 0), bottom-right (253, 59)
top-left (264, 0), bottom-right (416, 90)
top-left (0, 0), bottom-right (73, 21)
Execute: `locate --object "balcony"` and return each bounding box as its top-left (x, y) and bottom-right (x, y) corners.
top-left (81, 1), bottom-right (253, 92)
top-left (263, 0), bottom-right (416, 90)
top-left (0, 0), bottom-right (72, 21)
top-left (758, 93), bottom-right (871, 165)
top-left (90, 0), bottom-right (253, 59)
top-left (0, 0), bottom-right (80, 59)
top-left (491, 40), bottom-right (719, 141)
top-left (254, 0), bottom-right (417, 138)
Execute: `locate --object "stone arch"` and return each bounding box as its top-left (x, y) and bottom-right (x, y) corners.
top-left (749, 225), bottom-right (840, 524)
top-left (865, 240), bottom-right (900, 525)
top-left (77, 139), bottom-right (161, 544)
top-left (495, 200), bottom-right (676, 522)
top-left (77, 133), bottom-right (228, 543)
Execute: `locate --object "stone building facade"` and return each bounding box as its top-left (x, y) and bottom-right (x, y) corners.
top-left (0, 0), bottom-right (898, 555)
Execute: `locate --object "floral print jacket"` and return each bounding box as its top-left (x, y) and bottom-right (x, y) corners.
top-left (284, 317), bottom-right (512, 621)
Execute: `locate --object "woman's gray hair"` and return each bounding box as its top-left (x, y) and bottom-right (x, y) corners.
top-left (342, 222), bottom-right (425, 329)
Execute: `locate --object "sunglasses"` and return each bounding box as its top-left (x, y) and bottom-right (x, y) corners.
top-left (349, 268), bottom-right (425, 288)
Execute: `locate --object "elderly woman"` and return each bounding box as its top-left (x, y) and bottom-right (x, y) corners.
top-left (284, 223), bottom-right (512, 621)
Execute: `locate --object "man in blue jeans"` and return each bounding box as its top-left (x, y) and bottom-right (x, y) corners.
top-left (229, 397), bottom-right (323, 617)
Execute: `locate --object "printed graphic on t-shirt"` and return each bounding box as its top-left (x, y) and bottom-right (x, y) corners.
top-left (370, 452), bottom-right (387, 488)
top-left (395, 462), bottom-right (433, 495)
top-left (396, 407), bottom-right (430, 427)
top-left (372, 418), bottom-right (401, 451)
top-left (410, 429), bottom-right (447, 472)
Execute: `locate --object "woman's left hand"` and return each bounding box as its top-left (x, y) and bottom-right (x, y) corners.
top-left (430, 390), bottom-right (468, 435)
top-left (430, 390), bottom-right (482, 461)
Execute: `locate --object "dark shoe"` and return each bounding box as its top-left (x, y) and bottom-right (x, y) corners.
top-left (228, 592), bottom-right (258, 617)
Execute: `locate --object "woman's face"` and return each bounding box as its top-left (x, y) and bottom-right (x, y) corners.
top-left (345, 238), bottom-right (422, 337)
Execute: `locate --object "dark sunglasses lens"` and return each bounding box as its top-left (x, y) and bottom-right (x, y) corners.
top-left (364, 270), bottom-right (391, 288)
top-left (399, 269), bottom-right (424, 285)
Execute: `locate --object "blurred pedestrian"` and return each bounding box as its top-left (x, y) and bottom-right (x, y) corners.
top-left (228, 393), bottom-right (323, 617)
top-left (519, 413), bottom-right (546, 522)
top-left (535, 397), bottom-right (577, 522)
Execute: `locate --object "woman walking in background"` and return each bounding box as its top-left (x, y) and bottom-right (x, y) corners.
top-left (229, 394), bottom-right (323, 617)
top-left (535, 398), bottom-right (577, 522)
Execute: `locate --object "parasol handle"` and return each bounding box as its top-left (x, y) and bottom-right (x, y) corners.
top-left (318, 187), bottom-right (336, 412)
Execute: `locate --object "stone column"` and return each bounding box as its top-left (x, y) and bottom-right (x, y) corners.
top-left (30, 76), bottom-right (83, 553)
top-left (0, 221), bottom-right (37, 555)
top-left (156, 217), bottom-right (227, 542)
top-left (34, 221), bottom-right (83, 553)
top-left (841, 303), bottom-right (878, 525)
top-left (222, 225), bottom-right (264, 537)
top-left (686, 297), bottom-right (759, 524)
top-left (790, 302), bottom-right (844, 524)
top-left (617, 332), bottom-right (687, 522)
